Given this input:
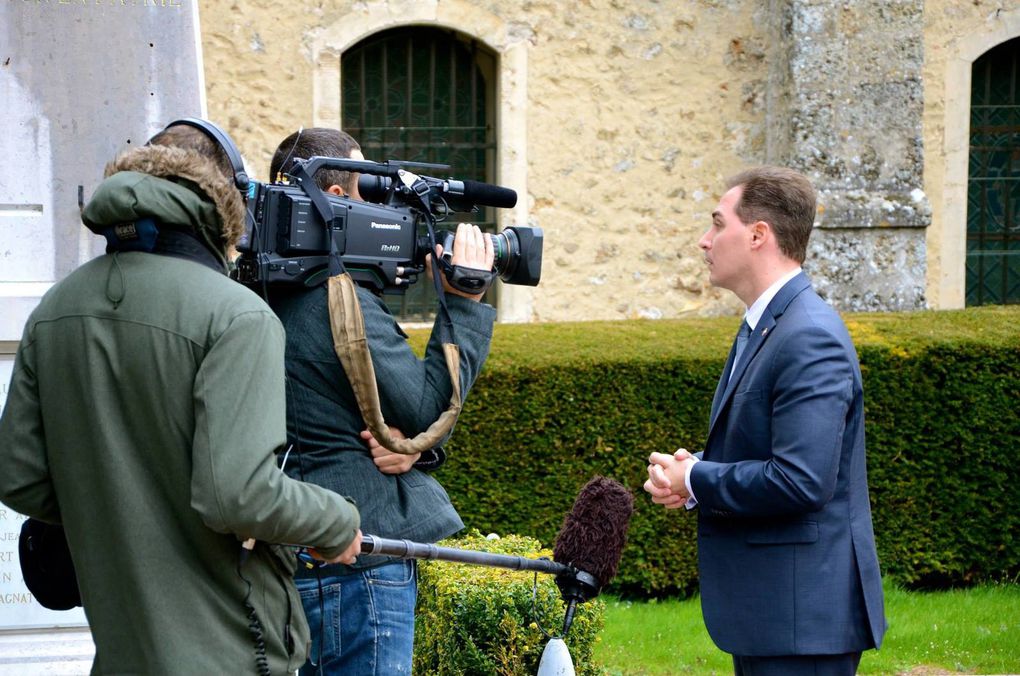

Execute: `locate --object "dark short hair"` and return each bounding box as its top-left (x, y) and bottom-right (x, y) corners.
top-left (147, 125), bottom-right (234, 180)
top-left (269, 128), bottom-right (361, 193)
top-left (725, 166), bottom-right (816, 263)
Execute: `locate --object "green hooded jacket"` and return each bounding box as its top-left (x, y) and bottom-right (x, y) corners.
top-left (0, 145), bottom-right (360, 675)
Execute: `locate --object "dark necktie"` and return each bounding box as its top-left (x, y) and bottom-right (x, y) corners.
top-left (729, 320), bottom-right (751, 382)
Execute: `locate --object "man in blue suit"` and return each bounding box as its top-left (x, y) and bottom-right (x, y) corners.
top-left (644, 166), bottom-right (886, 675)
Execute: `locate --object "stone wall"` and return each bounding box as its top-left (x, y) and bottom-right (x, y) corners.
top-left (201, 0), bottom-right (767, 321)
top-left (768, 0), bottom-right (930, 312)
top-left (199, 0), bottom-right (1017, 320)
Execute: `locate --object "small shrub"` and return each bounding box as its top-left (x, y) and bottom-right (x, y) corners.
top-left (414, 531), bottom-right (606, 675)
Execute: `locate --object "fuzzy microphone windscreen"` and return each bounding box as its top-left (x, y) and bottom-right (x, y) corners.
top-left (553, 476), bottom-right (635, 588)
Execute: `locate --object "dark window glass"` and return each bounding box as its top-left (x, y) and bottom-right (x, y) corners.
top-left (968, 37), bottom-right (1020, 306)
top-left (342, 27), bottom-right (497, 321)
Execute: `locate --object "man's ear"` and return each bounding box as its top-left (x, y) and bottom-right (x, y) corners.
top-left (749, 220), bottom-right (770, 250)
top-left (326, 185), bottom-right (345, 197)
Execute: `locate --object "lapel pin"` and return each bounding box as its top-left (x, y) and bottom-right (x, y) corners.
top-left (761, 327), bottom-right (768, 336)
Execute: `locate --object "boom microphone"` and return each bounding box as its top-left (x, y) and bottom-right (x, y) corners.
top-left (359, 535), bottom-right (569, 576)
top-left (552, 476), bottom-right (635, 635)
top-left (553, 476), bottom-right (634, 589)
top-left (358, 476), bottom-right (633, 627)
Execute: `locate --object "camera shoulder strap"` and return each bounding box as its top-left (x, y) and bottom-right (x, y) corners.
top-left (327, 272), bottom-right (462, 455)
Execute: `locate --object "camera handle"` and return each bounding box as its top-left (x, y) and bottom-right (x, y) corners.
top-left (437, 260), bottom-right (496, 296)
top-left (399, 170), bottom-right (460, 346)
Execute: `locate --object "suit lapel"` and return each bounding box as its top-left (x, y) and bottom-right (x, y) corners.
top-left (707, 272), bottom-right (813, 438)
top-left (708, 316), bottom-right (774, 433)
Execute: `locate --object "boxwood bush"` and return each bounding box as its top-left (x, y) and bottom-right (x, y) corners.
top-left (414, 531), bottom-right (605, 675)
top-left (408, 306), bottom-right (1019, 596)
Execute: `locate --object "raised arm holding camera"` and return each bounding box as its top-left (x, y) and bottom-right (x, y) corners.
top-left (258, 127), bottom-right (507, 675)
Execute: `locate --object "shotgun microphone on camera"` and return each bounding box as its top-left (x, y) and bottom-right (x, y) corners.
top-left (446, 179), bottom-right (518, 209)
top-left (358, 173), bottom-right (518, 209)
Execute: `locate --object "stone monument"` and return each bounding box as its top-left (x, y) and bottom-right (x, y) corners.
top-left (0, 1), bottom-right (205, 670)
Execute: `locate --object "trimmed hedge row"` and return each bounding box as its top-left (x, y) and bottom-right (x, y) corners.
top-left (408, 306), bottom-right (1020, 596)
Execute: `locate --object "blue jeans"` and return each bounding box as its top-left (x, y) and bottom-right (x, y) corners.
top-left (296, 560), bottom-right (417, 675)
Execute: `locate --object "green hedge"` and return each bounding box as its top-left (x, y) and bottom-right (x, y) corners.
top-left (414, 531), bottom-right (604, 675)
top-left (408, 306), bottom-right (1020, 596)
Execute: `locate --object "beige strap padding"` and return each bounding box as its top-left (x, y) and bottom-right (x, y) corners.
top-left (327, 273), bottom-right (462, 455)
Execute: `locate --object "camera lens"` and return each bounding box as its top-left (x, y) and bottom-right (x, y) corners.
top-left (491, 230), bottom-right (519, 281)
top-left (430, 226), bottom-right (542, 287)
top-left (497, 227), bottom-right (542, 286)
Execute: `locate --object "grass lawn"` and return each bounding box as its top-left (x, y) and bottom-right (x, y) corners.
top-left (594, 582), bottom-right (1020, 675)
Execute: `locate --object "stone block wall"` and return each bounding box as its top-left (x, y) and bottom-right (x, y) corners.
top-left (199, 0), bottom-right (1013, 319)
top-left (766, 0), bottom-right (930, 312)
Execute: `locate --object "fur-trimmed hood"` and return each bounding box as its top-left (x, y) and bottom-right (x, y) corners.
top-left (83, 144), bottom-right (246, 263)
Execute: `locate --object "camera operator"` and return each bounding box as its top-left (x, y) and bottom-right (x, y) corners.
top-left (0, 121), bottom-right (362, 675)
top-left (266, 127), bottom-right (496, 675)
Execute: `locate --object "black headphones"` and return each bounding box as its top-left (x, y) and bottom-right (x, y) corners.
top-left (164, 117), bottom-right (250, 196)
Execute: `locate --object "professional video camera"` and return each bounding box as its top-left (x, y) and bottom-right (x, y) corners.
top-left (233, 156), bottom-right (543, 294)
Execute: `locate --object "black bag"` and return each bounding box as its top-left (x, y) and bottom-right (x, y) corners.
top-left (18, 518), bottom-right (82, 610)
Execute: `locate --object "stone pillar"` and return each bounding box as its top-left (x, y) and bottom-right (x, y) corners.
top-left (0, 0), bottom-right (205, 662)
top-left (766, 0), bottom-right (930, 311)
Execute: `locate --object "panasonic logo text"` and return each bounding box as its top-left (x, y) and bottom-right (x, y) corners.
top-left (371, 222), bottom-right (401, 231)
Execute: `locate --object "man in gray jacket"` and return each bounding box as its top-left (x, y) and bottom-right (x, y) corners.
top-left (266, 128), bottom-right (496, 675)
top-left (0, 121), bottom-right (362, 674)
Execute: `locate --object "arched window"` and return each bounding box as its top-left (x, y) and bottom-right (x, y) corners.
top-left (968, 37), bottom-right (1020, 306)
top-left (342, 27), bottom-right (497, 321)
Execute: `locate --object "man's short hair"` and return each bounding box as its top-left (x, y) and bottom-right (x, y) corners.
top-left (269, 128), bottom-right (361, 193)
top-left (726, 166), bottom-right (816, 264)
top-left (147, 125), bottom-right (234, 182)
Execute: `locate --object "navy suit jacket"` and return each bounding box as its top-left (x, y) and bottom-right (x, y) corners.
top-left (689, 273), bottom-right (886, 656)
